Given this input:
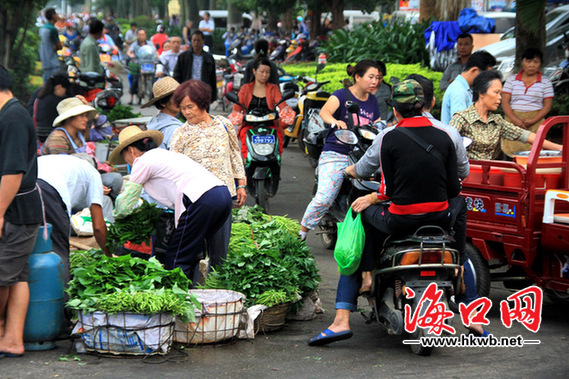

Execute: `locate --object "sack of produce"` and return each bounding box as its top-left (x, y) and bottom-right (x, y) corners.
top-left (73, 311), bottom-right (174, 355)
top-left (334, 208), bottom-right (366, 276)
top-left (174, 289), bottom-right (246, 344)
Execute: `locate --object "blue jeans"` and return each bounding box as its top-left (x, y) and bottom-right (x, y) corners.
top-left (458, 257), bottom-right (479, 305)
top-left (334, 253), bottom-right (479, 312)
top-left (335, 271), bottom-right (362, 312)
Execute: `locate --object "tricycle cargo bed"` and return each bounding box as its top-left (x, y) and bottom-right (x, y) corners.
top-left (463, 116), bottom-right (569, 294)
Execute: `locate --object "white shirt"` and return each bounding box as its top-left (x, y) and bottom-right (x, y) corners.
top-left (199, 19), bottom-right (215, 35)
top-left (129, 149), bottom-right (224, 224)
top-left (156, 50), bottom-right (181, 77)
top-left (37, 155), bottom-right (104, 217)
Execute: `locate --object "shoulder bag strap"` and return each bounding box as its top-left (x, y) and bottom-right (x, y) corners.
top-left (396, 127), bottom-right (445, 164)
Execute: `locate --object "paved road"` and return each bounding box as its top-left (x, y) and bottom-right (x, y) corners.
top-left (3, 91), bottom-right (569, 378)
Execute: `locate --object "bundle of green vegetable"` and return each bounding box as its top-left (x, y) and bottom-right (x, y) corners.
top-left (106, 200), bottom-right (162, 252)
top-left (67, 250), bottom-right (200, 323)
top-left (201, 206), bottom-right (320, 309)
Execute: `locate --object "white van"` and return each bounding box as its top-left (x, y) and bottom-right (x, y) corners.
top-left (199, 10), bottom-right (253, 29)
top-left (321, 10), bottom-right (380, 26)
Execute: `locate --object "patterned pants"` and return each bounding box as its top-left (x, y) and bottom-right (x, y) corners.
top-left (301, 151), bottom-right (349, 230)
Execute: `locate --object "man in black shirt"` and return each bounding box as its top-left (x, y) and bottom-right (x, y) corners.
top-left (173, 31), bottom-right (217, 103)
top-left (0, 65), bottom-right (43, 358)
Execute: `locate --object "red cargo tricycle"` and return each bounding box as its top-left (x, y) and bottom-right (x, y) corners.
top-left (462, 116), bottom-right (569, 299)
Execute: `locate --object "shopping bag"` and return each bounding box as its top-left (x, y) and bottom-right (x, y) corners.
top-left (333, 208), bottom-right (366, 276)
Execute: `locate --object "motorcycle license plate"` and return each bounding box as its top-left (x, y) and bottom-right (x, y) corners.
top-left (141, 63), bottom-right (154, 72)
top-left (252, 135), bottom-right (275, 144)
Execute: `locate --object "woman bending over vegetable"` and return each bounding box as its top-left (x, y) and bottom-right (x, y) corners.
top-left (109, 126), bottom-right (232, 284)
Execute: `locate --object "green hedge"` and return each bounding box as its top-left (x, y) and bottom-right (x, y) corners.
top-left (280, 62), bottom-right (444, 117)
top-left (319, 20), bottom-right (430, 66)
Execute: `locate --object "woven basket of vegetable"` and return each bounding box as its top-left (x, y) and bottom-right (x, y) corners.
top-left (175, 289), bottom-right (246, 345)
top-left (254, 303), bottom-right (290, 333)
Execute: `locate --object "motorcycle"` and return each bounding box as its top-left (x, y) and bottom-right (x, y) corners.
top-left (550, 32), bottom-right (569, 95)
top-left (66, 57), bottom-right (123, 112)
top-left (135, 45), bottom-right (158, 102)
top-left (218, 57), bottom-right (244, 112)
top-left (365, 225), bottom-right (460, 356)
top-left (283, 63), bottom-right (331, 157)
top-left (309, 102), bottom-right (386, 249)
top-left (321, 124), bottom-right (460, 356)
top-left (270, 39), bottom-right (289, 62)
top-left (228, 37), bottom-right (255, 62)
top-left (225, 88), bottom-right (296, 213)
top-left (285, 34), bottom-right (315, 63)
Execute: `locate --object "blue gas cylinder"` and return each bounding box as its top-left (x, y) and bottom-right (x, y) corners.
top-left (23, 224), bottom-right (65, 350)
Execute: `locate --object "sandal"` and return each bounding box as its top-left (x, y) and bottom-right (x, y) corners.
top-left (308, 328), bottom-right (353, 346)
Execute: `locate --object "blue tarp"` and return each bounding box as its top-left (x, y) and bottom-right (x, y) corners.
top-left (424, 8), bottom-right (497, 52)
top-left (458, 8), bottom-right (496, 33)
top-left (424, 21), bottom-right (463, 52)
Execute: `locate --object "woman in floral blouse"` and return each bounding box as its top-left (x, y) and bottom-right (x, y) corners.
top-left (170, 79), bottom-right (246, 273)
top-left (449, 70), bottom-right (562, 161)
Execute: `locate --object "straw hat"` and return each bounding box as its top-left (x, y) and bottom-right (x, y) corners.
top-left (52, 97), bottom-right (97, 127)
top-left (141, 77), bottom-right (180, 108)
top-left (102, 60), bottom-right (123, 77)
top-left (108, 125), bottom-right (164, 165)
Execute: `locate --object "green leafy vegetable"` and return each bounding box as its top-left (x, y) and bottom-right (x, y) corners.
top-left (201, 206), bottom-right (321, 308)
top-left (67, 250), bottom-right (199, 323)
top-left (106, 200), bottom-right (162, 252)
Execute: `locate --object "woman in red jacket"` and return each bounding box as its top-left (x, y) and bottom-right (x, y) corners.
top-left (229, 57), bottom-right (294, 159)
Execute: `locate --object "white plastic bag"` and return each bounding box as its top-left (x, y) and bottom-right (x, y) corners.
top-left (71, 208), bottom-right (94, 236)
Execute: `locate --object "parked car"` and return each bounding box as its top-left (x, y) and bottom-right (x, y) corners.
top-left (482, 5), bottom-right (569, 78)
top-left (480, 11), bottom-right (516, 35)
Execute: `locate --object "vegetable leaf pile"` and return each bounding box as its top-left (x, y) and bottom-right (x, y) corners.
top-left (67, 250), bottom-right (200, 323)
top-left (201, 206), bottom-right (320, 308)
top-left (106, 200), bottom-right (162, 252)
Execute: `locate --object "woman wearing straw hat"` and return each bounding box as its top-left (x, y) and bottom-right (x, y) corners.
top-left (110, 126), bottom-right (232, 283)
top-left (170, 79), bottom-right (246, 274)
top-left (142, 77), bottom-right (183, 150)
top-left (42, 97), bottom-right (123, 204)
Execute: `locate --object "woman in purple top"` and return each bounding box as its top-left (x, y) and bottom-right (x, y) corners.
top-left (299, 60), bottom-right (381, 241)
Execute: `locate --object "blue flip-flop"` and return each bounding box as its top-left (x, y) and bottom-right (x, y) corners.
top-left (0, 351), bottom-right (24, 358)
top-left (308, 328), bottom-right (353, 346)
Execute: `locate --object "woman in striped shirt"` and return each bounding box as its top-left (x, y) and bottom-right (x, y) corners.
top-left (501, 48), bottom-right (554, 157)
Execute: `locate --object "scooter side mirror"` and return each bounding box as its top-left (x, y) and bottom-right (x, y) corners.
top-left (347, 101), bottom-right (360, 114)
top-left (225, 92), bottom-right (247, 111)
top-left (390, 76), bottom-right (400, 85)
top-left (277, 89), bottom-right (296, 105)
top-left (316, 63), bottom-right (326, 74)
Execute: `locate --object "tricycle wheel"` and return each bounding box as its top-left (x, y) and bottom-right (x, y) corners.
top-left (465, 243), bottom-right (491, 298)
top-left (283, 135), bottom-right (290, 148)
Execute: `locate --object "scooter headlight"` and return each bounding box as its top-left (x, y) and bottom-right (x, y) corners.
top-left (245, 113), bottom-right (276, 122)
top-left (252, 143), bottom-right (275, 155)
top-left (358, 128), bottom-right (377, 140)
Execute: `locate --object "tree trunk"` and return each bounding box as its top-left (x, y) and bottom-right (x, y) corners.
top-left (227, 1), bottom-right (243, 30)
top-left (420, 0), bottom-right (437, 21)
top-left (330, 0), bottom-right (344, 30)
top-left (267, 13), bottom-right (278, 34)
top-left (421, 0), bottom-right (469, 21)
top-left (311, 9), bottom-right (322, 41)
top-left (189, 0), bottom-right (200, 31)
top-left (515, 9), bottom-right (546, 69)
top-left (282, 8), bottom-right (293, 35)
